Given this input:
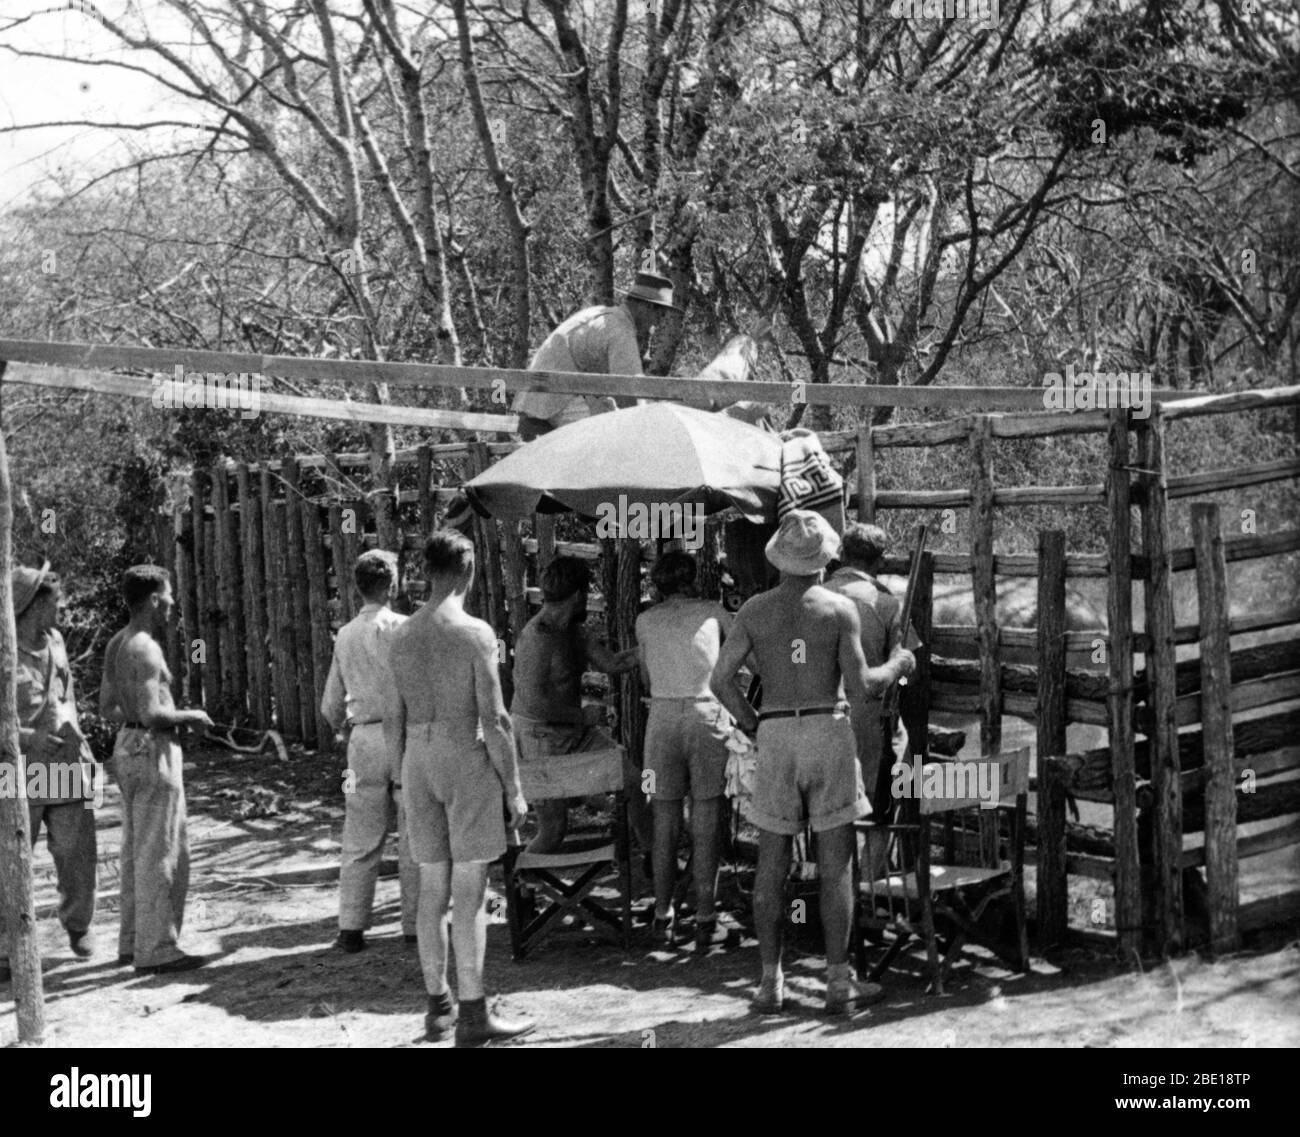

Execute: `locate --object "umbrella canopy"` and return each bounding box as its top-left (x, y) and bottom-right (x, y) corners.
top-left (463, 402), bottom-right (782, 523)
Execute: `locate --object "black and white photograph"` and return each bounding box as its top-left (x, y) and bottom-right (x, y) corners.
top-left (0, 0), bottom-right (1296, 1080)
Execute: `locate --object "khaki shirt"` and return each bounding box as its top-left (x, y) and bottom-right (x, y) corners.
top-left (15, 629), bottom-right (94, 805)
top-left (321, 603), bottom-right (407, 729)
top-left (513, 304), bottom-right (643, 422)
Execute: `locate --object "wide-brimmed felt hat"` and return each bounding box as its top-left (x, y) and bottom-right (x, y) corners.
top-left (765, 510), bottom-right (839, 576)
top-left (12, 560), bottom-right (52, 618)
top-left (619, 270), bottom-right (682, 313)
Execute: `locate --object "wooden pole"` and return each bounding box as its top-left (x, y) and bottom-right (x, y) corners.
top-left (900, 548), bottom-right (933, 761)
top-left (970, 415), bottom-right (1001, 864)
top-left (173, 489), bottom-right (201, 705)
top-left (0, 426), bottom-right (46, 1044)
top-left (236, 464), bottom-right (273, 729)
top-left (262, 469), bottom-right (300, 737)
top-left (283, 459), bottom-right (318, 747)
top-left (328, 504), bottom-right (353, 626)
top-left (339, 499), bottom-right (365, 618)
top-left (535, 514), bottom-right (557, 571)
top-left (1192, 502), bottom-right (1239, 955)
top-left (1137, 407), bottom-right (1183, 954)
top-left (1036, 529), bottom-right (1069, 947)
top-left (300, 498), bottom-right (335, 751)
top-left (213, 466), bottom-right (248, 720)
top-left (156, 501), bottom-right (180, 694)
top-left (191, 470), bottom-right (222, 716)
top-left (500, 519), bottom-right (529, 645)
top-left (417, 444), bottom-right (434, 532)
top-left (1106, 408), bottom-right (1142, 961)
top-left (855, 425), bottom-right (876, 523)
top-left (469, 443), bottom-right (507, 638)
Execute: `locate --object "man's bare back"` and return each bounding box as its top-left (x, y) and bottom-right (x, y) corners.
top-left (386, 600), bottom-right (492, 724)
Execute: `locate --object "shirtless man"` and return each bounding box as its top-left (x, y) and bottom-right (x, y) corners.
top-left (384, 530), bottom-right (533, 1047)
top-left (710, 511), bottom-right (900, 1015)
top-left (510, 556), bottom-right (639, 855)
top-left (99, 565), bottom-right (212, 974)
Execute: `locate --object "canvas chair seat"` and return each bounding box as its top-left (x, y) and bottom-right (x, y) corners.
top-left (853, 748), bottom-right (1031, 994)
top-left (504, 746), bottom-right (632, 959)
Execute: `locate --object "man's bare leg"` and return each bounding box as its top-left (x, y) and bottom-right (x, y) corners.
top-left (815, 825), bottom-right (855, 967)
top-left (818, 824), bottom-right (883, 1013)
top-left (450, 861), bottom-right (489, 1000)
top-left (690, 798), bottom-right (721, 920)
top-left (651, 799), bottom-right (683, 925)
top-left (416, 862), bottom-right (453, 996)
top-left (753, 829), bottom-right (791, 1010)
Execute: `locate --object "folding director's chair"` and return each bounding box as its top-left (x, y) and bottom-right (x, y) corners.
top-left (502, 745), bottom-right (633, 959)
top-left (853, 747), bottom-right (1031, 994)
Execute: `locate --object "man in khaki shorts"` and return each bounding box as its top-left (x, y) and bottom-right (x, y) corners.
top-left (320, 550), bottom-right (419, 952)
top-left (711, 511), bottom-right (903, 1015)
top-left (99, 565), bottom-right (213, 974)
top-left (384, 530), bottom-right (533, 1047)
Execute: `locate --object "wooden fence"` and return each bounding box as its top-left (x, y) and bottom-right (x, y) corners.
top-left (4, 341), bottom-right (1298, 959)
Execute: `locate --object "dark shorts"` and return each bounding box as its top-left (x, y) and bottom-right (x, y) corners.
top-left (751, 710), bottom-right (869, 836)
top-left (402, 720), bottom-right (505, 864)
top-left (644, 698), bottom-right (731, 802)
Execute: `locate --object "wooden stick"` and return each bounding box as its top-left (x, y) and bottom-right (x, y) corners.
top-left (855, 425), bottom-right (876, 523)
top-left (1106, 409), bottom-right (1142, 961)
top-left (173, 491), bottom-right (201, 705)
top-left (236, 465), bottom-right (272, 728)
top-left (300, 498), bottom-right (335, 752)
top-left (212, 466), bottom-right (247, 719)
top-left (262, 476), bottom-right (300, 738)
top-left (1036, 529), bottom-right (1069, 948)
top-left (282, 459), bottom-right (318, 747)
top-left (0, 425), bottom-right (46, 1043)
top-left (1193, 502), bottom-right (1239, 954)
top-left (327, 504), bottom-right (353, 626)
top-left (969, 416), bottom-right (1001, 865)
top-left (1138, 405), bottom-right (1183, 954)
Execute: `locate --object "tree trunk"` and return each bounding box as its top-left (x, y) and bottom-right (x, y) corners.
top-left (0, 421), bottom-right (47, 1044)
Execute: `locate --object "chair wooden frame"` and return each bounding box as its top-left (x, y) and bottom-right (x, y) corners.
top-left (502, 747), bottom-right (633, 960)
top-left (852, 747), bottom-right (1031, 994)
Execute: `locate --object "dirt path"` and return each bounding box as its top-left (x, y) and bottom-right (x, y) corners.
top-left (3, 742), bottom-right (1298, 1048)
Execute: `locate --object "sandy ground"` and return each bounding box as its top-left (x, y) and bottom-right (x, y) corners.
top-left (3, 741), bottom-right (1298, 1049)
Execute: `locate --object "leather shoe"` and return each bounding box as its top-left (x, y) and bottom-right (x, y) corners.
top-left (424, 996), bottom-right (459, 1042)
top-left (135, 953), bottom-right (209, 975)
top-left (455, 998), bottom-right (535, 1047)
top-left (69, 931), bottom-right (96, 958)
top-left (117, 954), bottom-right (134, 966)
top-left (335, 930), bottom-right (366, 953)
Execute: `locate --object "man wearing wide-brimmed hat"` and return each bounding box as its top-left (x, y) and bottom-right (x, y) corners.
top-left (0, 562), bottom-right (99, 986)
top-left (710, 511), bottom-right (904, 1017)
top-left (513, 270), bottom-right (682, 441)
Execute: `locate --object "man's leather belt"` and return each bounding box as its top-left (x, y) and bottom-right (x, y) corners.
top-left (757, 705), bottom-right (843, 722)
top-left (122, 720), bottom-right (177, 734)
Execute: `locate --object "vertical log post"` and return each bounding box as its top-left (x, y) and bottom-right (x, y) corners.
top-left (694, 514), bottom-right (724, 602)
top-left (1036, 529), bottom-right (1069, 947)
top-left (469, 443), bottom-right (507, 638)
top-left (900, 548), bottom-right (933, 761)
top-left (1137, 407), bottom-right (1184, 955)
top-left (191, 470), bottom-right (222, 716)
top-left (417, 444), bottom-right (434, 533)
top-left (236, 464), bottom-right (272, 729)
top-left (173, 489), bottom-right (201, 706)
top-left (213, 466), bottom-right (248, 720)
top-left (262, 469), bottom-right (300, 737)
top-left (1106, 408), bottom-right (1142, 962)
top-left (970, 415), bottom-right (1001, 865)
top-left (340, 499), bottom-right (365, 617)
top-left (156, 502), bottom-right (180, 693)
top-left (283, 458), bottom-right (318, 747)
top-left (0, 427), bottom-right (46, 1043)
top-left (1192, 502), bottom-right (1239, 955)
top-left (535, 514), bottom-right (557, 572)
top-left (328, 504), bottom-right (352, 626)
top-left (500, 520), bottom-right (529, 646)
top-left (855, 425), bottom-right (876, 524)
top-left (300, 498), bottom-right (336, 752)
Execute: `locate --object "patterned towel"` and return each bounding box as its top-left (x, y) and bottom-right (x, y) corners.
top-left (775, 429), bottom-right (845, 527)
